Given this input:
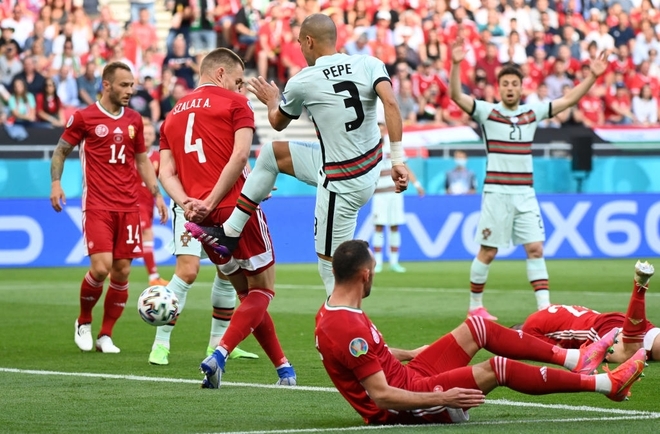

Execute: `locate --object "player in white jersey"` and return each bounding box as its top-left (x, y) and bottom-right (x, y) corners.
top-left (449, 37), bottom-right (608, 321)
top-left (185, 13), bottom-right (408, 296)
top-left (371, 101), bottom-right (425, 273)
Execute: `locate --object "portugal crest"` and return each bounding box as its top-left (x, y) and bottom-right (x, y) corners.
top-left (482, 228), bottom-right (492, 240)
top-left (180, 231), bottom-right (192, 247)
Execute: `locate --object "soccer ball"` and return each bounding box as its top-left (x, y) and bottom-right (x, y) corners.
top-left (137, 285), bottom-right (179, 326)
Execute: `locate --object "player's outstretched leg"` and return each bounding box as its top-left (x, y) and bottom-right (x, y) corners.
top-left (604, 348), bottom-right (648, 401)
top-left (573, 327), bottom-right (619, 375)
top-left (622, 261), bottom-right (654, 346)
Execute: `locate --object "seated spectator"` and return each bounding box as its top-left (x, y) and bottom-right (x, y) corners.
top-left (213, 0), bottom-right (243, 48)
top-left (139, 47), bottom-right (162, 84)
top-left (344, 31), bottom-right (372, 56)
top-left (632, 19), bottom-right (660, 65)
top-left (526, 83), bottom-right (561, 128)
top-left (369, 26), bottom-right (397, 68)
top-left (130, 7), bottom-right (159, 52)
top-left (0, 25), bottom-right (20, 52)
top-left (441, 91), bottom-right (476, 127)
top-left (610, 12), bottom-right (635, 48)
top-left (23, 20), bottom-right (53, 56)
top-left (1, 3), bottom-right (33, 49)
top-left (475, 43), bottom-right (501, 85)
top-left (233, 0), bottom-right (261, 65)
top-left (165, 0), bottom-right (193, 54)
top-left (498, 30), bottom-right (527, 66)
top-left (7, 78), bottom-right (36, 126)
top-left (70, 6), bottom-right (93, 56)
top-left (0, 40), bottom-right (23, 87)
top-left (35, 77), bottom-right (65, 128)
top-left (604, 82), bottom-right (636, 124)
top-left (81, 41), bottom-right (108, 71)
top-left (107, 43), bottom-right (136, 76)
top-left (256, 3), bottom-right (289, 81)
top-left (77, 61), bottom-right (101, 106)
top-left (478, 9), bottom-right (506, 43)
top-left (38, 4), bottom-right (60, 42)
top-left (419, 29), bottom-right (445, 65)
top-left (558, 26), bottom-right (582, 61)
top-left (163, 35), bottom-right (197, 89)
top-left (159, 82), bottom-right (187, 121)
top-left (394, 79), bottom-right (418, 125)
top-left (481, 83), bottom-right (499, 104)
top-left (545, 59), bottom-right (574, 99)
top-left (54, 64), bottom-right (80, 108)
top-left (366, 10), bottom-right (394, 46)
top-left (609, 44), bottom-right (635, 79)
top-left (526, 29), bottom-right (553, 58)
top-left (129, 76), bottom-right (160, 124)
top-left (281, 24), bottom-right (307, 78)
top-left (394, 42), bottom-right (420, 72)
top-left (553, 44), bottom-right (582, 79)
top-left (626, 60), bottom-right (659, 97)
top-left (574, 86), bottom-right (605, 127)
top-left (12, 56), bottom-right (45, 96)
top-left (586, 21), bottom-right (616, 54)
top-left (531, 0), bottom-right (559, 30)
top-left (528, 48), bottom-right (551, 87)
top-left (554, 84), bottom-right (579, 126)
top-left (30, 37), bottom-right (53, 75)
top-left (93, 5), bottom-right (122, 43)
top-left (411, 60), bottom-right (446, 99)
top-left (51, 37), bottom-right (82, 77)
top-left (50, 0), bottom-right (69, 27)
top-left (632, 84), bottom-right (658, 125)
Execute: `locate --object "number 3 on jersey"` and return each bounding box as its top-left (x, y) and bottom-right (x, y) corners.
top-left (333, 81), bottom-right (365, 132)
top-left (185, 112), bottom-right (206, 163)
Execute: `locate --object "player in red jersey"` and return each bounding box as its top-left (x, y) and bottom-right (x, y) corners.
top-left (519, 261), bottom-right (659, 363)
top-left (136, 120), bottom-right (169, 287)
top-left (158, 47), bottom-right (295, 388)
top-left (50, 62), bottom-right (168, 354)
top-left (315, 240), bottom-right (646, 425)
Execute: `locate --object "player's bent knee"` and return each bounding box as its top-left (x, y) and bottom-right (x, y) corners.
top-left (478, 246), bottom-right (498, 263)
top-left (524, 242), bottom-right (544, 258)
top-left (472, 360), bottom-right (497, 394)
top-left (174, 257), bottom-right (200, 284)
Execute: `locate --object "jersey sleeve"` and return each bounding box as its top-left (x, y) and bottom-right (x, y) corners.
top-left (334, 322), bottom-right (383, 382)
top-left (159, 118), bottom-right (171, 151)
top-left (369, 56), bottom-right (391, 90)
top-left (279, 77), bottom-right (304, 120)
top-left (61, 110), bottom-right (86, 147)
top-left (471, 100), bottom-right (494, 123)
top-left (532, 101), bottom-right (551, 122)
top-left (134, 115), bottom-right (146, 154)
top-left (232, 96), bottom-right (256, 131)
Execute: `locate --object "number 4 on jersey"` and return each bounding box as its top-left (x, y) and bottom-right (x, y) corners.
top-left (185, 112), bottom-right (206, 163)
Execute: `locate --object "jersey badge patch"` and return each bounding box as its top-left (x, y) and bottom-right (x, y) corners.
top-left (510, 116), bottom-right (519, 124)
top-left (247, 100), bottom-right (254, 112)
top-left (128, 125), bottom-right (135, 139)
top-left (66, 115), bottom-right (74, 128)
top-left (180, 231), bottom-right (192, 247)
top-left (482, 228), bottom-right (492, 240)
top-left (370, 326), bottom-right (380, 344)
top-left (95, 124), bottom-right (109, 137)
top-left (349, 337), bottom-right (368, 357)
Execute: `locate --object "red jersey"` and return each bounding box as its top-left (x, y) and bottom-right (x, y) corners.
top-left (528, 60), bottom-right (551, 86)
top-left (410, 72), bottom-right (447, 99)
top-left (138, 148), bottom-right (160, 206)
top-left (440, 95), bottom-right (464, 121)
top-left (577, 95), bottom-right (604, 124)
top-left (159, 84), bottom-right (254, 207)
top-left (626, 73), bottom-right (660, 98)
top-left (522, 304), bottom-right (656, 349)
top-left (314, 302), bottom-right (408, 425)
top-left (62, 102), bottom-right (145, 211)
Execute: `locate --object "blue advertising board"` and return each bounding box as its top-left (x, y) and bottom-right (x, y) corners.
top-left (1, 193), bottom-right (659, 268)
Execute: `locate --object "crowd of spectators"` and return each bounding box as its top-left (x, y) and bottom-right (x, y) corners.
top-left (2, 0), bottom-right (660, 138)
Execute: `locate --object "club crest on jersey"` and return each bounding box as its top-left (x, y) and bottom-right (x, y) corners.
top-left (510, 116), bottom-right (519, 124)
top-left (95, 124), bottom-right (109, 137)
top-left (128, 125), bottom-right (135, 139)
top-left (370, 326), bottom-right (380, 344)
top-left (482, 228), bottom-right (492, 240)
top-left (349, 337), bottom-right (368, 357)
top-left (66, 115), bottom-right (74, 128)
top-left (180, 231), bottom-right (192, 247)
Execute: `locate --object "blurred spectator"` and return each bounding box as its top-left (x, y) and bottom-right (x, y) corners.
top-left (545, 59), bottom-right (574, 99)
top-left (130, 0), bottom-right (156, 25)
top-left (8, 78), bottom-right (36, 126)
top-left (346, 0), bottom-right (370, 28)
top-left (394, 78), bottom-right (418, 125)
top-left (163, 36), bottom-right (197, 89)
top-left (632, 84), bottom-right (658, 125)
top-left (51, 37), bottom-right (82, 77)
top-left (38, 5), bottom-right (60, 41)
top-left (1, 3), bottom-right (34, 49)
top-left (441, 91), bottom-right (475, 127)
top-left (77, 61), bottom-right (101, 106)
top-left (35, 77), bottom-right (65, 128)
top-left (627, 60), bottom-right (659, 97)
top-left (233, 0), bottom-right (261, 65)
top-left (344, 31), bottom-right (372, 56)
top-left (93, 6), bottom-right (121, 42)
top-left (189, 0), bottom-right (216, 55)
top-left (554, 44), bottom-right (581, 78)
top-left (394, 41), bottom-right (420, 71)
top-left (649, 49), bottom-right (660, 77)
top-left (478, 9), bottom-right (506, 42)
top-left (107, 43), bottom-right (136, 76)
top-left (50, 0), bottom-right (69, 26)
top-left (476, 43), bottom-right (501, 85)
top-left (70, 7), bottom-right (93, 55)
top-left (557, 26), bottom-right (581, 60)
top-left (24, 20), bottom-right (54, 56)
top-left (369, 25), bottom-right (397, 68)
top-left (585, 21), bottom-right (616, 53)
top-left (609, 44), bottom-right (635, 78)
top-left (526, 83), bottom-right (561, 128)
top-left (445, 150), bottom-right (476, 195)
top-left (214, 0), bottom-right (243, 48)
top-left (604, 82), bottom-right (636, 124)
top-left (574, 86), bottom-right (605, 127)
top-left (130, 7), bottom-right (158, 52)
top-left (53, 22), bottom-right (81, 56)
top-left (53, 64), bottom-right (80, 108)
top-left (502, 0), bottom-right (533, 37)
top-left (528, 48), bottom-right (551, 87)
top-left (366, 10), bottom-right (394, 46)
top-left (166, 0), bottom-right (193, 53)
top-left (81, 41), bottom-right (107, 70)
top-left (159, 82), bottom-right (187, 121)
top-left (554, 84), bottom-right (577, 125)
top-left (29, 37), bottom-right (52, 75)
top-left (610, 12), bottom-right (635, 48)
top-left (394, 11), bottom-right (424, 49)
top-left (526, 29), bottom-right (553, 58)
top-left (633, 20), bottom-right (660, 65)
top-left (419, 30), bottom-right (445, 66)
top-left (411, 60), bottom-right (446, 99)
top-left (12, 56), bottom-right (45, 95)
top-left (139, 47), bottom-right (162, 84)
top-left (281, 24), bottom-right (307, 78)
top-left (129, 76), bottom-right (160, 124)
top-left (531, 0), bottom-right (559, 30)
top-left (0, 40), bottom-right (23, 87)
top-left (416, 82), bottom-right (443, 125)
top-left (0, 25), bottom-right (20, 52)
top-left (498, 30), bottom-right (527, 66)
top-left (257, 4), bottom-right (289, 80)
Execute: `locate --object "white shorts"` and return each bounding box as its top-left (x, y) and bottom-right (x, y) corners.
top-left (315, 184), bottom-right (375, 257)
top-left (289, 140), bottom-right (322, 187)
top-left (167, 201), bottom-right (208, 259)
top-left (371, 191), bottom-right (405, 226)
top-left (475, 191), bottom-right (545, 249)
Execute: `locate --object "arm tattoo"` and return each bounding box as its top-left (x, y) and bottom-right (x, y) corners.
top-left (50, 138), bottom-right (74, 182)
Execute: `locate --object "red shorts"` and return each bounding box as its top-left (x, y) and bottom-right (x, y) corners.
top-left (83, 209), bottom-right (143, 259)
top-left (138, 200), bottom-right (154, 230)
top-left (201, 207), bottom-right (275, 275)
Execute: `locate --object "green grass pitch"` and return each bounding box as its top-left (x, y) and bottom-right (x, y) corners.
top-left (1, 259), bottom-right (659, 434)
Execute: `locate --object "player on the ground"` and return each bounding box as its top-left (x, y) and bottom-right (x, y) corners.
top-left (518, 261), bottom-right (659, 363)
top-left (158, 47), bottom-right (294, 387)
top-left (137, 120), bottom-right (169, 287)
top-left (50, 61), bottom-right (168, 353)
top-left (315, 240), bottom-right (646, 425)
top-left (449, 38), bottom-right (609, 320)
top-left (147, 199), bottom-right (258, 365)
top-left (185, 13), bottom-right (408, 297)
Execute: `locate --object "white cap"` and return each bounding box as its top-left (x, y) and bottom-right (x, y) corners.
top-left (376, 10), bottom-right (392, 21)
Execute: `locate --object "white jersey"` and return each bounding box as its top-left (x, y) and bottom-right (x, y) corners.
top-left (471, 100), bottom-right (551, 193)
top-left (279, 53), bottom-right (390, 193)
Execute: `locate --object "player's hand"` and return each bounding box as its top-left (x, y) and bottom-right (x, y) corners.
top-left (590, 51), bottom-right (608, 77)
top-left (156, 196), bottom-right (168, 224)
top-left (451, 37), bottom-right (466, 65)
top-left (435, 387), bottom-right (485, 409)
top-left (246, 76), bottom-right (280, 106)
top-left (391, 165), bottom-right (409, 193)
top-left (50, 181), bottom-right (66, 212)
top-left (183, 198), bottom-right (211, 223)
top-left (409, 345), bottom-right (429, 359)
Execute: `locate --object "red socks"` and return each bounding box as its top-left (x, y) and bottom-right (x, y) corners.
top-left (99, 280), bottom-right (129, 338)
top-left (466, 316), bottom-right (567, 366)
top-left (219, 288), bottom-right (272, 353)
top-left (142, 242), bottom-right (157, 275)
top-left (78, 271), bottom-right (104, 325)
top-left (252, 311), bottom-right (288, 367)
top-left (622, 280), bottom-right (648, 344)
top-left (490, 357), bottom-right (595, 394)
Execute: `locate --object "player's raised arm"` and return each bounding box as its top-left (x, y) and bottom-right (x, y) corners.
top-left (376, 80), bottom-right (408, 193)
top-left (550, 52), bottom-right (608, 116)
top-left (50, 136), bottom-right (75, 212)
top-left (449, 38), bottom-right (476, 115)
top-left (247, 76), bottom-right (292, 131)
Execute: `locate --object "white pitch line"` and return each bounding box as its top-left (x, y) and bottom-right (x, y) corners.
top-left (2, 367), bottom-right (658, 420)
